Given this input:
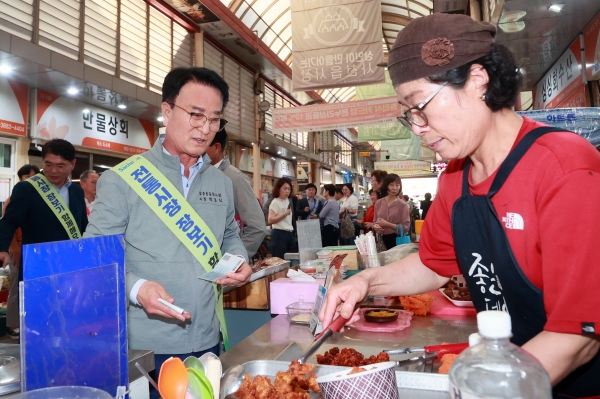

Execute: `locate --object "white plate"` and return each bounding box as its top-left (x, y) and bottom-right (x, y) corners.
top-left (439, 288), bottom-right (474, 308)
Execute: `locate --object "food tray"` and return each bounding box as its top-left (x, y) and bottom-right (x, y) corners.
top-left (237, 360), bottom-right (449, 398)
top-left (438, 288), bottom-right (474, 307)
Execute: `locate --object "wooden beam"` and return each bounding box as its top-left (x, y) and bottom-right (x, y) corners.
top-left (381, 12), bottom-right (412, 27)
top-left (144, 0), bottom-right (200, 32)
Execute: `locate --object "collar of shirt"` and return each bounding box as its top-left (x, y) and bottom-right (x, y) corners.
top-left (214, 157), bottom-right (225, 169)
top-left (52, 178), bottom-right (72, 208)
top-left (85, 196), bottom-right (97, 206)
top-left (161, 138), bottom-right (203, 199)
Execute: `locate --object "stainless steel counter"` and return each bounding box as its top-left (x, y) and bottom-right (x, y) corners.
top-left (220, 313), bottom-right (478, 370)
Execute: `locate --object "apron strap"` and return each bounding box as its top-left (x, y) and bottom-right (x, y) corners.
top-left (489, 127), bottom-right (568, 196)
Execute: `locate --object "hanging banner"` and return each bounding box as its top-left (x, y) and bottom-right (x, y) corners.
top-left (272, 96), bottom-right (399, 134)
top-left (374, 159), bottom-right (433, 177)
top-left (584, 11), bottom-right (600, 81)
top-left (385, 135), bottom-right (422, 161)
top-left (532, 36), bottom-right (585, 110)
top-left (291, 0), bottom-right (385, 91)
top-left (0, 77), bottom-right (29, 137)
top-left (355, 71), bottom-right (412, 141)
top-left (34, 89), bottom-right (155, 155)
top-left (274, 158), bottom-right (295, 179)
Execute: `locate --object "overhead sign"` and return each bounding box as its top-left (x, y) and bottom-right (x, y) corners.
top-left (385, 135), bottom-right (422, 161)
top-left (291, 0), bottom-right (385, 91)
top-left (0, 77), bottom-right (29, 137)
top-left (297, 163), bottom-right (310, 183)
top-left (583, 11), bottom-right (600, 81)
top-left (34, 89), bottom-right (155, 155)
top-left (359, 151), bottom-right (371, 156)
top-left (272, 95), bottom-right (399, 134)
top-left (238, 147), bottom-right (295, 178)
top-left (533, 36), bottom-right (584, 110)
top-left (374, 160), bottom-right (434, 177)
top-left (556, 84), bottom-right (589, 108)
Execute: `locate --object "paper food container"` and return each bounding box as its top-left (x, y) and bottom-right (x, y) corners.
top-left (316, 361), bottom-right (399, 399)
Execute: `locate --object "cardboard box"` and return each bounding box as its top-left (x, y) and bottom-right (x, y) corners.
top-left (270, 277), bottom-right (325, 314)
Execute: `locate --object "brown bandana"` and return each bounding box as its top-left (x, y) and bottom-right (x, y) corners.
top-left (421, 38), bottom-right (455, 66)
top-left (388, 13), bottom-right (496, 87)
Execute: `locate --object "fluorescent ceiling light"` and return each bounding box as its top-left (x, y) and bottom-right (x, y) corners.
top-left (0, 65), bottom-right (11, 74)
top-left (277, 151), bottom-right (281, 154)
top-left (251, 142), bottom-right (254, 145)
top-left (292, 156), bottom-right (296, 159)
top-left (265, 146), bottom-right (269, 149)
top-left (118, 104), bottom-right (127, 109)
top-left (549, 4), bottom-right (564, 13)
top-left (67, 87), bottom-right (78, 95)
top-left (157, 116), bottom-right (164, 122)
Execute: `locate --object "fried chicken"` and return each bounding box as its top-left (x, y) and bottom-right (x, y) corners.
top-left (438, 353), bottom-right (459, 374)
top-left (399, 293), bottom-right (434, 315)
top-left (316, 347), bottom-right (390, 367)
top-left (234, 360), bottom-right (319, 399)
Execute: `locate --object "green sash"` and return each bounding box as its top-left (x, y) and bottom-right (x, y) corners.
top-left (27, 174), bottom-right (81, 239)
top-left (113, 155), bottom-right (231, 350)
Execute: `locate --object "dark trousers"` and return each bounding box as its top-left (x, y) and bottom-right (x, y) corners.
top-left (150, 344), bottom-right (220, 399)
top-left (322, 224), bottom-right (339, 247)
top-left (269, 229), bottom-right (298, 259)
top-left (382, 233), bottom-right (397, 250)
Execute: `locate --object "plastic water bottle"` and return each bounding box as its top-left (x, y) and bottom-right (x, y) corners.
top-left (449, 311), bottom-right (552, 399)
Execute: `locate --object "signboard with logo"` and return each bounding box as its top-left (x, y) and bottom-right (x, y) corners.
top-left (297, 163), bottom-right (310, 183)
top-left (291, 0), bottom-right (385, 91)
top-left (556, 84), bottom-right (590, 108)
top-left (374, 160), bottom-right (433, 177)
top-left (533, 36), bottom-right (585, 110)
top-left (273, 96), bottom-right (400, 135)
top-left (274, 158), bottom-right (295, 179)
top-left (237, 147), bottom-right (277, 177)
top-left (0, 77), bottom-right (29, 137)
top-left (583, 11), bottom-right (600, 81)
top-left (34, 89), bottom-right (155, 155)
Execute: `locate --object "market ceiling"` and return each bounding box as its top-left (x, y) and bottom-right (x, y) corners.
top-left (161, 0), bottom-right (600, 103)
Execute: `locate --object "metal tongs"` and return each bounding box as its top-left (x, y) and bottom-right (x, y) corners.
top-left (385, 342), bottom-right (469, 360)
top-left (297, 316), bottom-right (349, 364)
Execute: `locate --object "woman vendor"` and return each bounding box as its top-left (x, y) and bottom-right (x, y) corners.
top-left (319, 13), bottom-right (600, 398)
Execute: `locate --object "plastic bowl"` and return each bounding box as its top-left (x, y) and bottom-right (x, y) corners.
top-left (316, 250), bottom-right (332, 259)
top-left (299, 260), bottom-right (325, 274)
top-left (11, 386), bottom-right (114, 399)
top-left (363, 309), bottom-right (399, 323)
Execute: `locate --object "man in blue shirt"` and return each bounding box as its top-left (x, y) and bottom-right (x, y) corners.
top-left (296, 183), bottom-right (323, 220)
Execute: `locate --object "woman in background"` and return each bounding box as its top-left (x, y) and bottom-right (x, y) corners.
top-left (268, 178), bottom-right (298, 258)
top-left (358, 189), bottom-right (380, 234)
top-left (373, 174), bottom-right (410, 249)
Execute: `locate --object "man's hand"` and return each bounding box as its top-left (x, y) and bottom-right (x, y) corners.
top-left (216, 262), bottom-right (252, 287)
top-left (137, 281), bottom-right (191, 322)
top-left (311, 214), bottom-right (318, 219)
top-left (0, 252), bottom-right (9, 268)
top-left (304, 207), bottom-right (310, 213)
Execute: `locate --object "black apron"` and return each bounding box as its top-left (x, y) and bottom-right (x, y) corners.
top-left (451, 127), bottom-right (600, 398)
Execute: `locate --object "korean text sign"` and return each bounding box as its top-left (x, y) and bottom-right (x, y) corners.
top-left (533, 36), bottom-right (584, 110)
top-left (35, 89), bottom-right (155, 155)
top-left (583, 11), bottom-right (600, 81)
top-left (272, 95), bottom-right (400, 134)
top-left (291, 0), bottom-right (385, 91)
top-left (0, 77), bottom-right (28, 137)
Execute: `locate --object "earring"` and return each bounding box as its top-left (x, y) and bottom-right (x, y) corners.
top-left (481, 94), bottom-right (486, 101)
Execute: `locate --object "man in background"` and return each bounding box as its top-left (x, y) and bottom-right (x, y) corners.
top-left (296, 183), bottom-right (323, 220)
top-left (206, 129), bottom-right (265, 258)
top-left (1, 164), bottom-right (40, 339)
top-left (80, 170), bottom-right (99, 215)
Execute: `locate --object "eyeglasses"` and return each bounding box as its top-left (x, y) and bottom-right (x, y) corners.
top-left (170, 103), bottom-right (228, 132)
top-left (397, 82), bottom-right (448, 129)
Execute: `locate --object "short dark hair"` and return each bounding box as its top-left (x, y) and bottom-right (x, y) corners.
top-left (424, 192), bottom-right (432, 200)
top-left (272, 177), bottom-right (293, 198)
top-left (403, 195), bottom-right (409, 201)
top-left (427, 43), bottom-right (522, 112)
top-left (371, 170), bottom-right (388, 184)
top-left (323, 184), bottom-right (336, 196)
top-left (162, 67), bottom-right (229, 109)
top-left (17, 164), bottom-right (40, 179)
top-left (42, 139), bottom-right (76, 162)
top-left (380, 174), bottom-right (402, 197)
top-left (210, 128), bottom-right (228, 150)
top-left (305, 183), bottom-right (317, 191)
top-left (335, 187), bottom-right (343, 194)
top-left (369, 188), bottom-right (382, 200)
top-left (343, 183), bottom-right (354, 195)
top-left (80, 169), bottom-right (98, 181)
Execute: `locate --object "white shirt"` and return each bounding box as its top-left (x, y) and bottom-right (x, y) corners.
top-left (269, 198), bottom-right (293, 231)
top-left (85, 196), bottom-right (97, 212)
top-left (340, 194), bottom-right (359, 213)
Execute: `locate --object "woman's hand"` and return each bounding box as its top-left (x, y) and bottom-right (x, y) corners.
top-left (319, 273), bottom-right (370, 329)
top-left (364, 222), bottom-right (374, 229)
top-left (373, 224), bottom-right (384, 234)
top-left (284, 208), bottom-right (292, 216)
